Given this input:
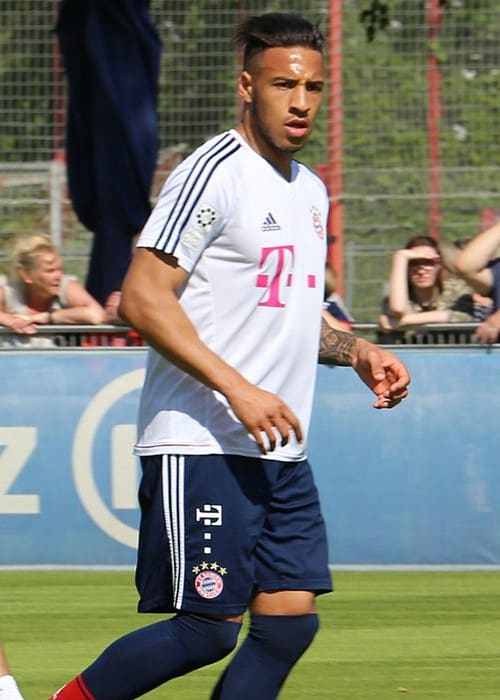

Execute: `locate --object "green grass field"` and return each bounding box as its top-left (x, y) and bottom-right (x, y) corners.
top-left (1, 570), bottom-right (499, 699)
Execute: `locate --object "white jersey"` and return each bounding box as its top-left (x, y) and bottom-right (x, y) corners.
top-left (135, 129), bottom-right (328, 461)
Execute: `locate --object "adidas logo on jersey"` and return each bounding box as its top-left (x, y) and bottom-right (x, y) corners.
top-left (261, 212), bottom-right (281, 232)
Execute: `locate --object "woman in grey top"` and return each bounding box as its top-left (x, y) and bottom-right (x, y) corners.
top-left (0, 234), bottom-right (104, 345)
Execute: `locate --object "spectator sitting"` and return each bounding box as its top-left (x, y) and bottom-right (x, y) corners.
top-left (439, 239), bottom-right (493, 323)
top-left (454, 221), bottom-right (500, 343)
top-left (378, 234), bottom-right (475, 342)
top-left (323, 265), bottom-right (355, 333)
top-left (0, 234), bottom-right (105, 347)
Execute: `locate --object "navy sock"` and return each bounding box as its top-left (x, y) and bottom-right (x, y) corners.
top-left (80, 613), bottom-right (241, 700)
top-left (210, 613), bottom-right (319, 700)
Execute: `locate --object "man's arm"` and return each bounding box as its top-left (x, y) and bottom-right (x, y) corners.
top-left (119, 247), bottom-right (302, 453)
top-left (318, 315), bottom-right (410, 409)
top-left (318, 316), bottom-right (358, 366)
top-left (454, 223), bottom-right (500, 294)
top-left (474, 308), bottom-right (500, 344)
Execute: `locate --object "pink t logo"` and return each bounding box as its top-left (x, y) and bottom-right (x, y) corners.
top-left (256, 245), bottom-right (294, 308)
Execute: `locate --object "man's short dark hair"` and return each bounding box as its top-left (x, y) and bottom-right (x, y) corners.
top-left (234, 13), bottom-right (324, 69)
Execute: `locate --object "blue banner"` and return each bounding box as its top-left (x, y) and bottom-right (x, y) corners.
top-left (0, 348), bottom-right (499, 566)
top-left (310, 348), bottom-right (500, 565)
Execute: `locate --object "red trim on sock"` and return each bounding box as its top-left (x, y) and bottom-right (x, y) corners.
top-left (77, 675), bottom-right (95, 700)
top-left (50, 675), bottom-right (95, 700)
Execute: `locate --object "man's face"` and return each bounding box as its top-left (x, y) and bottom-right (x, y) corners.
top-left (239, 46), bottom-right (324, 162)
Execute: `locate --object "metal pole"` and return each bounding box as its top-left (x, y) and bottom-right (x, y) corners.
top-left (426, 0), bottom-right (444, 240)
top-left (50, 156), bottom-right (64, 249)
top-left (327, 0), bottom-right (345, 295)
top-left (51, 0), bottom-right (65, 247)
top-left (52, 0), bottom-right (65, 156)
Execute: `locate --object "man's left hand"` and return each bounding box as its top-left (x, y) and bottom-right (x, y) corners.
top-left (352, 339), bottom-right (410, 409)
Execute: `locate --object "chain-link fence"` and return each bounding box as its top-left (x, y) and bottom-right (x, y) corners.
top-left (1, 1), bottom-right (499, 320)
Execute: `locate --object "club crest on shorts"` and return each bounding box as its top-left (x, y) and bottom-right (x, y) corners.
top-left (192, 561), bottom-right (227, 600)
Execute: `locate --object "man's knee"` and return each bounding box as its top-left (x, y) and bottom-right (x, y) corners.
top-left (171, 613), bottom-right (241, 665)
top-left (249, 613), bottom-right (319, 663)
top-left (251, 589), bottom-right (317, 616)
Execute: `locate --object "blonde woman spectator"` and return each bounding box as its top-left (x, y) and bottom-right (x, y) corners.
top-left (378, 235), bottom-right (475, 338)
top-left (0, 234), bottom-right (105, 346)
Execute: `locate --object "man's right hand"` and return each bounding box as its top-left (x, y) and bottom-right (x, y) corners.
top-left (226, 381), bottom-right (302, 454)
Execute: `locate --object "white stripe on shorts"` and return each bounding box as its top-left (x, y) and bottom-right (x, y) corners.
top-left (161, 455), bottom-right (186, 609)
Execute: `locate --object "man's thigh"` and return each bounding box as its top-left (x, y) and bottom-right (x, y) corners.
top-left (136, 454), bottom-right (271, 616)
top-left (254, 459), bottom-right (332, 596)
top-left (135, 455), bottom-right (332, 617)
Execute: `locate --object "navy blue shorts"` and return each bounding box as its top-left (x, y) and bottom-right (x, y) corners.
top-left (135, 454), bottom-right (333, 616)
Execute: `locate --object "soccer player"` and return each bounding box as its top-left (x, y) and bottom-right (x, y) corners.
top-left (47, 13), bottom-right (409, 700)
top-left (0, 640), bottom-right (24, 700)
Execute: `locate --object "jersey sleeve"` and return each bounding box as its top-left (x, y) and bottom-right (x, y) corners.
top-left (136, 136), bottom-right (240, 273)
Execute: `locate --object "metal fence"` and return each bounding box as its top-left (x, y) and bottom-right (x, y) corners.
top-left (1, 1), bottom-right (500, 320)
top-left (0, 322), bottom-right (489, 349)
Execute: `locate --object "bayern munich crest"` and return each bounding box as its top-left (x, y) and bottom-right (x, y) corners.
top-left (310, 205), bottom-right (325, 239)
top-left (192, 561), bottom-right (227, 600)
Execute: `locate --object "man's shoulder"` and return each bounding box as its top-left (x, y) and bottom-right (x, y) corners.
top-left (154, 131), bottom-right (244, 208)
top-left (295, 161), bottom-right (328, 194)
top-left (182, 130), bottom-right (243, 168)
top-left (168, 130), bottom-right (245, 187)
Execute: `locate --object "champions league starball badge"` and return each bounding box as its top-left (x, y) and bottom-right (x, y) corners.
top-left (196, 205), bottom-right (218, 229)
top-left (192, 561), bottom-right (228, 600)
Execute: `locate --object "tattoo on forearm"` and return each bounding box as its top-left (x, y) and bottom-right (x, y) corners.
top-left (318, 317), bottom-right (357, 366)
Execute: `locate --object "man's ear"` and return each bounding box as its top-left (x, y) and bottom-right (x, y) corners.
top-left (238, 70), bottom-right (253, 103)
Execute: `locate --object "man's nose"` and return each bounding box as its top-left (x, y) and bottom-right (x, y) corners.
top-left (290, 86), bottom-right (309, 114)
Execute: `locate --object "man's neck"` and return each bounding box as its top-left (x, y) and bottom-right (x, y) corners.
top-left (235, 123), bottom-right (293, 181)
